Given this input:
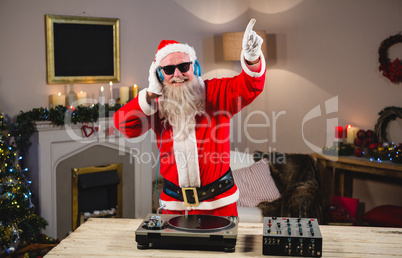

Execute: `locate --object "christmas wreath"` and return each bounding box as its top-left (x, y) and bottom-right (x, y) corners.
top-left (374, 106), bottom-right (402, 143)
top-left (378, 33), bottom-right (402, 84)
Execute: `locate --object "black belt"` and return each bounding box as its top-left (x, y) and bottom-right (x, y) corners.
top-left (163, 168), bottom-right (234, 207)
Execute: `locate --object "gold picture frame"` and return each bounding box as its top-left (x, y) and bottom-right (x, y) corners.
top-left (45, 14), bottom-right (120, 84)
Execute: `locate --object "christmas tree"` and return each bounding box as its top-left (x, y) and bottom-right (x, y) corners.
top-left (0, 110), bottom-right (50, 255)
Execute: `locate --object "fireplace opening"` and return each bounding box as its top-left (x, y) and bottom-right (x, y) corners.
top-left (72, 163), bottom-right (122, 230)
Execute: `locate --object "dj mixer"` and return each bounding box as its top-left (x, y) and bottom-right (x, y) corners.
top-left (262, 217), bottom-right (322, 256)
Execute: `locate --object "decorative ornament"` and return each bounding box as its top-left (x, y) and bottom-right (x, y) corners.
top-left (10, 224), bottom-right (20, 244)
top-left (378, 33), bottom-right (402, 84)
top-left (374, 106), bottom-right (402, 143)
top-left (81, 125), bottom-right (99, 138)
top-left (82, 125), bottom-right (94, 138)
top-left (7, 246), bottom-right (16, 254)
top-left (105, 126), bottom-right (115, 137)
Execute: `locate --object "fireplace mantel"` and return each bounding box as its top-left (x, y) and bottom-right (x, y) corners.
top-left (26, 118), bottom-right (153, 238)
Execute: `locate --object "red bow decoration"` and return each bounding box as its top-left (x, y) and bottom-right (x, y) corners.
top-left (380, 58), bottom-right (402, 83)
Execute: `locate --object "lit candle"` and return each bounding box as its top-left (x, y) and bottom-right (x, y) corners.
top-left (50, 92), bottom-right (66, 107)
top-left (109, 81), bottom-right (113, 100)
top-left (77, 91), bottom-right (87, 106)
top-left (120, 86), bottom-right (129, 104)
top-left (132, 84), bottom-right (139, 99)
top-left (346, 125), bottom-right (354, 144)
top-left (346, 125), bottom-right (359, 144)
top-left (345, 125), bottom-right (352, 138)
top-left (99, 86), bottom-right (105, 105)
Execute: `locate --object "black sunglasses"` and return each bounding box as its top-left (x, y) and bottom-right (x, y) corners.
top-left (160, 62), bottom-right (192, 75)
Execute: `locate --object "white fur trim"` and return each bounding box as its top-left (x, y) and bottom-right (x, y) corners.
top-left (147, 61), bottom-right (162, 95)
top-left (197, 76), bottom-right (205, 88)
top-left (161, 188), bottom-right (239, 211)
top-left (186, 127), bottom-right (200, 187)
top-left (155, 43), bottom-right (197, 67)
top-left (138, 88), bottom-right (157, 116)
top-left (173, 127), bottom-right (201, 188)
top-left (240, 50), bottom-right (266, 78)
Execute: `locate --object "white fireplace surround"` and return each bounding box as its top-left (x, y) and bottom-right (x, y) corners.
top-left (26, 118), bottom-right (152, 238)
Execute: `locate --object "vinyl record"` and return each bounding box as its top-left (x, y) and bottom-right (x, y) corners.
top-left (167, 215), bottom-right (233, 232)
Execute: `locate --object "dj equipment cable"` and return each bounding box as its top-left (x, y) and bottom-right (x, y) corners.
top-left (154, 127), bottom-right (168, 213)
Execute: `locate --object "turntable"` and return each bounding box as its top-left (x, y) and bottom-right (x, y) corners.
top-left (135, 213), bottom-right (238, 252)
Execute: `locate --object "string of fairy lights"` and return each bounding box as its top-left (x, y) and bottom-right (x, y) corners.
top-left (1, 111), bottom-right (50, 255)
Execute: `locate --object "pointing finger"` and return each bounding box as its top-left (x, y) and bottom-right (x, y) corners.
top-left (244, 19), bottom-right (256, 39)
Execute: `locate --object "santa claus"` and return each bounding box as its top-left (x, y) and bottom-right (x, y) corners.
top-left (113, 19), bottom-right (266, 217)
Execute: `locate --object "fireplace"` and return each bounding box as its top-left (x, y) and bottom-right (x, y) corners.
top-left (26, 118), bottom-right (153, 239)
top-left (72, 163), bottom-right (122, 230)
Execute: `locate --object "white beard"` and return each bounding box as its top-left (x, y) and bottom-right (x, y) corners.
top-left (160, 76), bottom-right (205, 139)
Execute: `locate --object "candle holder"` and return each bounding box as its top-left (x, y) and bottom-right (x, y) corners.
top-left (322, 143), bottom-right (354, 156)
top-left (333, 140), bottom-right (344, 149)
top-left (109, 81), bottom-right (115, 105)
top-left (109, 99), bottom-right (116, 106)
top-left (67, 83), bottom-right (78, 107)
top-left (99, 86), bottom-right (106, 105)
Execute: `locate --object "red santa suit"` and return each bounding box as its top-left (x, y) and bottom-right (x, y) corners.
top-left (114, 40), bottom-right (266, 217)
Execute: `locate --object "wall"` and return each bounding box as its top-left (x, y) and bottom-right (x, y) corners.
top-left (0, 0), bottom-right (246, 118)
top-left (243, 0), bottom-right (402, 154)
top-left (1, 0), bottom-right (401, 213)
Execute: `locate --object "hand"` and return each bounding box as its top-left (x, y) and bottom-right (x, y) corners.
top-left (146, 91), bottom-right (160, 104)
top-left (242, 19), bottom-right (263, 62)
top-left (147, 61), bottom-right (163, 95)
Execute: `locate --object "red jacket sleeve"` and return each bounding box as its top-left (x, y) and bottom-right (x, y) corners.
top-left (113, 96), bottom-right (153, 138)
top-left (205, 69), bottom-right (266, 116)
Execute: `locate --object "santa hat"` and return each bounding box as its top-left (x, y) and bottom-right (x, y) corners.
top-left (153, 40), bottom-right (197, 67)
top-left (147, 40), bottom-right (200, 95)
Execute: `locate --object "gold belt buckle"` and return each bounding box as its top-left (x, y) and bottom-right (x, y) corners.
top-left (181, 187), bottom-right (199, 207)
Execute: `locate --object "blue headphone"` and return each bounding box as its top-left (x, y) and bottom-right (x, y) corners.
top-left (194, 60), bottom-right (201, 77)
top-left (156, 60), bottom-right (201, 83)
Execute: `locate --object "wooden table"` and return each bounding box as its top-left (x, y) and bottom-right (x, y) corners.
top-left (311, 154), bottom-right (402, 203)
top-left (45, 218), bottom-right (402, 257)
